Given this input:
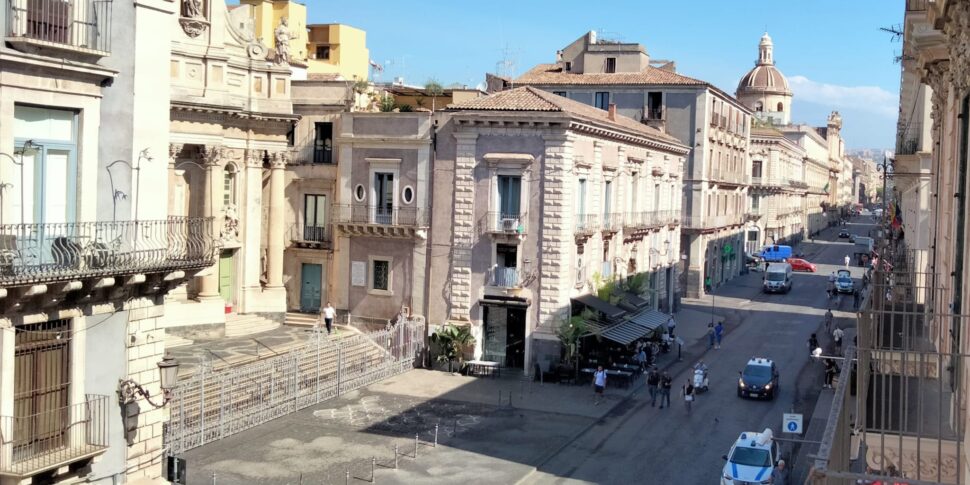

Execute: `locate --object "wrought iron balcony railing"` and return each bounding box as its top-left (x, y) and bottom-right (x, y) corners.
top-left (484, 211), bottom-right (526, 235)
top-left (6, 0), bottom-right (113, 53)
top-left (0, 217), bottom-right (214, 287)
top-left (289, 223), bottom-right (331, 248)
top-left (601, 212), bottom-right (625, 232)
top-left (487, 266), bottom-right (520, 288)
top-left (574, 213), bottom-right (600, 234)
top-left (312, 148), bottom-right (333, 164)
top-left (332, 204), bottom-right (427, 227)
top-left (0, 394), bottom-right (109, 477)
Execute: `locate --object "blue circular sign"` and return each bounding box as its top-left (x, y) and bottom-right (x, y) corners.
top-left (787, 421), bottom-right (798, 432)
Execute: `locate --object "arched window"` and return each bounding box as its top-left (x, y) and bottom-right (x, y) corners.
top-left (223, 165), bottom-right (238, 206)
top-left (777, 102), bottom-right (784, 112)
top-left (754, 101), bottom-right (764, 112)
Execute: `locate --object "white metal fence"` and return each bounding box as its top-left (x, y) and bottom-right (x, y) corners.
top-left (164, 321), bottom-right (424, 455)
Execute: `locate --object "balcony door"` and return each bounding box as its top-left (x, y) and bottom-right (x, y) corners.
top-left (303, 194), bottom-right (327, 241)
top-left (373, 172), bottom-right (395, 224)
top-left (497, 175), bottom-right (521, 229)
top-left (13, 105), bottom-right (77, 225)
top-left (14, 319), bottom-right (71, 459)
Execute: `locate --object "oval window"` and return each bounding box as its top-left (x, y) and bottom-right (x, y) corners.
top-left (402, 186), bottom-right (414, 204)
top-left (354, 184), bottom-right (365, 202)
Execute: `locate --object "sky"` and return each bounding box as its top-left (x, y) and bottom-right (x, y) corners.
top-left (305, 0), bottom-right (904, 149)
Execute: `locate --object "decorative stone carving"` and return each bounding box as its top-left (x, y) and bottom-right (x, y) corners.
top-left (179, 0), bottom-right (208, 37)
top-left (245, 150), bottom-right (264, 168)
top-left (247, 43), bottom-right (268, 60)
top-left (200, 145), bottom-right (223, 167)
top-left (169, 144), bottom-right (184, 167)
top-left (273, 17), bottom-right (294, 65)
top-left (945, 0), bottom-right (970, 96)
top-left (269, 151), bottom-right (288, 169)
top-left (925, 60), bottom-right (951, 138)
top-left (221, 203), bottom-right (240, 242)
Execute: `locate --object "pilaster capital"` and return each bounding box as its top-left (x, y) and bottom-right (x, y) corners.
top-left (200, 145), bottom-right (224, 167)
top-left (454, 132), bottom-right (480, 144)
top-left (169, 143), bottom-right (184, 160)
top-left (245, 149), bottom-right (264, 168)
top-left (270, 151), bottom-right (288, 169)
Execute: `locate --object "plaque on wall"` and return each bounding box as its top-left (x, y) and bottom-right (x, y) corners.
top-left (351, 261), bottom-right (366, 287)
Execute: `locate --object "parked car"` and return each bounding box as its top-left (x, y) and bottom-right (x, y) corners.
top-left (848, 234), bottom-right (856, 243)
top-left (737, 358), bottom-right (779, 400)
top-left (786, 258), bottom-right (817, 272)
top-left (838, 230), bottom-right (850, 238)
top-left (760, 245), bottom-right (792, 262)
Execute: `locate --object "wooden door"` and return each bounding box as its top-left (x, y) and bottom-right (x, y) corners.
top-left (14, 319), bottom-right (71, 458)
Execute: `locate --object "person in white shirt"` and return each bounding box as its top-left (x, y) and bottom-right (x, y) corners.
top-left (592, 366), bottom-right (607, 405)
top-left (321, 302), bottom-right (336, 335)
top-left (844, 255), bottom-right (851, 268)
top-left (833, 327), bottom-right (845, 354)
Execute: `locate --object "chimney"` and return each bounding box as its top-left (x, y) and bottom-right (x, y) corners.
top-left (608, 103), bottom-right (617, 121)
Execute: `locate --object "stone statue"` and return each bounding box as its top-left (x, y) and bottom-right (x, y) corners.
top-left (182, 0), bottom-right (203, 18)
top-left (221, 204), bottom-right (239, 241)
top-left (274, 17), bottom-right (292, 65)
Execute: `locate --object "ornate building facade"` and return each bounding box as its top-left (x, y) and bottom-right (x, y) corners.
top-left (163, 0), bottom-right (297, 339)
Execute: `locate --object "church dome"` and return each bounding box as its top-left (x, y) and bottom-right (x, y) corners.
top-left (737, 33), bottom-right (791, 96)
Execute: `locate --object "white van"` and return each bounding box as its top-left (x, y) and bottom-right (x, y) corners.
top-left (763, 263), bottom-right (792, 294)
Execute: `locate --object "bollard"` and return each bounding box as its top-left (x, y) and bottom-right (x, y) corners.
top-left (211, 473), bottom-right (216, 485)
top-left (497, 390), bottom-right (502, 405)
top-left (346, 470), bottom-right (350, 485)
top-left (414, 434), bottom-right (419, 457)
top-left (300, 474), bottom-right (304, 484)
top-left (434, 424), bottom-right (439, 447)
top-left (371, 457), bottom-right (376, 483)
top-left (394, 445), bottom-right (399, 469)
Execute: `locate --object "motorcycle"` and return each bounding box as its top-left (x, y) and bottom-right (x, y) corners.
top-left (693, 367), bottom-right (709, 392)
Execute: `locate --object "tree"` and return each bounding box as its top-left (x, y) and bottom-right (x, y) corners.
top-left (425, 79), bottom-right (444, 113)
top-left (430, 324), bottom-right (475, 372)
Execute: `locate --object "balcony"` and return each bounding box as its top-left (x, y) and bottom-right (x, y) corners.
top-left (289, 223), bottom-right (331, 250)
top-left (0, 217), bottom-right (214, 288)
top-left (5, 0), bottom-right (113, 56)
top-left (487, 266), bottom-right (520, 288)
top-left (332, 204), bottom-right (428, 239)
top-left (574, 213), bottom-right (600, 235)
top-left (601, 212), bottom-right (624, 233)
top-left (0, 394), bottom-right (109, 478)
top-left (483, 211), bottom-right (526, 236)
top-left (312, 148), bottom-right (334, 164)
top-left (681, 215), bottom-right (743, 231)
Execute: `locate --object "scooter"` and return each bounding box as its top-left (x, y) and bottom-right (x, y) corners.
top-left (693, 367), bottom-right (709, 392)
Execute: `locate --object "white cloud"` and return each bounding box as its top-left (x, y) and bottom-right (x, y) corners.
top-left (788, 75), bottom-right (897, 118)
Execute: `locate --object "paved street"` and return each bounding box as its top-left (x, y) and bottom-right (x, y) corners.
top-left (519, 218), bottom-right (874, 485)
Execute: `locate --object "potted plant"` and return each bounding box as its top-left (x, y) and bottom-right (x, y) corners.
top-left (430, 324), bottom-right (475, 373)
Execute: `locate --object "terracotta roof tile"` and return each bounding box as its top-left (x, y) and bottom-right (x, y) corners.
top-left (448, 87), bottom-right (685, 147)
top-left (514, 63), bottom-right (707, 86)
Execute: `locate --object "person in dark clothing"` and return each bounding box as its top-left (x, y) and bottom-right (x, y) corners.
top-left (808, 334), bottom-right (820, 356)
top-left (647, 368), bottom-right (661, 407)
top-left (659, 372), bottom-right (672, 409)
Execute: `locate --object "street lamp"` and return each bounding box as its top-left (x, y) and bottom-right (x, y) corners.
top-left (118, 355), bottom-right (181, 408)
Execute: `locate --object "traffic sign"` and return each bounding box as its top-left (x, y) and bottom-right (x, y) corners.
top-left (783, 413), bottom-right (803, 434)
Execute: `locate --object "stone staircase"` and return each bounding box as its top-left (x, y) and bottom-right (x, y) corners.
top-left (284, 311), bottom-right (319, 328)
top-left (224, 313), bottom-right (281, 337)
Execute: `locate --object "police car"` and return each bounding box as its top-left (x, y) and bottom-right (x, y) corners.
top-left (721, 428), bottom-right (780, 485)
top-left (835, 269), bottom-right (855, 294)
top-left (737, 358), bottom-right (779, 400)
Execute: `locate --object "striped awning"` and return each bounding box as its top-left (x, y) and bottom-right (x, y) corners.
top-left (600, 310), bottom-right (669, 346)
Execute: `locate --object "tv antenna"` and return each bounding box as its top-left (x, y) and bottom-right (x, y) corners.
top-left (496, 43), bottom-right (518, 79)
top-left (880, 24), bottom-right (903, 41)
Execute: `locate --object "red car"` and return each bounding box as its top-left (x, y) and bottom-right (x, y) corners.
top-left (787, 258), bottom-right (817, 272)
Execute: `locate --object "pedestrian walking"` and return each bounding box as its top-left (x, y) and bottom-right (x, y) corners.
top-left (808, 333), bottom-right (820, 356)
top-left (321, 301), bottom-right (336, 335)
top-left (659, 371), bottom-right (672, 409)
top-left (635, 347), bottom-right (647, 372)
top-left (682, 379), bottom-right (695, 415)
top-left (823, 359), bottom-right (840, 389)
top-left (666, 316), bottom-right (677, 338)
top-left (707, 322), bottom-right (716, 349)
top-left (645, 342), bottom-right (654, 366)
top-left (853, 289), bottom-right (861, 310)
top-left (704, 276), bottom-right (712, 294)
top-left (833, 327), bottom-right (845, 354)
top-left (845, 254), bottom-right (851, 268)
top-left (771, 459), bottom-right (788, 485)
top-left (827, 271), bottom-right (837, 299)
top-left (714, 321), bottom-right (724, 349)
top-left (647, 368), bottom-right (660, 407)
top-left (824, 308), bottom-right (833, 332)
top-left (592, 365), bottom-right (607, 405)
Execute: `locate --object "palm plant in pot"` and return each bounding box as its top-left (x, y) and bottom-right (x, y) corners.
top-left (430, 324), bottom-right (475, 373)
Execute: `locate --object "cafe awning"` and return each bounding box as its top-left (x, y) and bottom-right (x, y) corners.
top-left (600, 309), bottom-right (669, 346)
top-left (572, 294), bottom-right (627, 320)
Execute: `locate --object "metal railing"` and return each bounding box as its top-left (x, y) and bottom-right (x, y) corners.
top-left (807, 245), bottom-right (970, 484)
top-left (601, 212), bottom-right (624, 232)
top-left (312, 148), bottom-right (334, 164)
top-left (487, 266), bottom-right (519, 288)
top-left (681, 214), bottom-right (742, 229)
top-left (165, 321), bottom-right (425, 455)
top-left (5, 0), bottom-right (112, 53)
top-left (574, 213), bottom-right (600, 234)
top-left (642, 107), bottom-right (664, 121)
top-left (0, 394), bottom-right (109, 477)
top-left (485, 211), bottom-right (526, 234)
top-left (332, 204), bottom-right (427, 227)
top-left (906, 0), bottom-right (927, 11)
top-left (290, 223), bottom-right (331, 245)
top-left (896, 122), bottom-right (923, 156)
top-left (0, 217), bottom-right (214, 287)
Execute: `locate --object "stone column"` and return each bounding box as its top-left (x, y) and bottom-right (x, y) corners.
top-left (198, 145), bottom-right (222, 300)
top-left (266, 151), bottom-right (287, 288)
top-left (167, 144), bottom-right (189, 301)
top-left (448, 132), bottom-right (479, 322)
